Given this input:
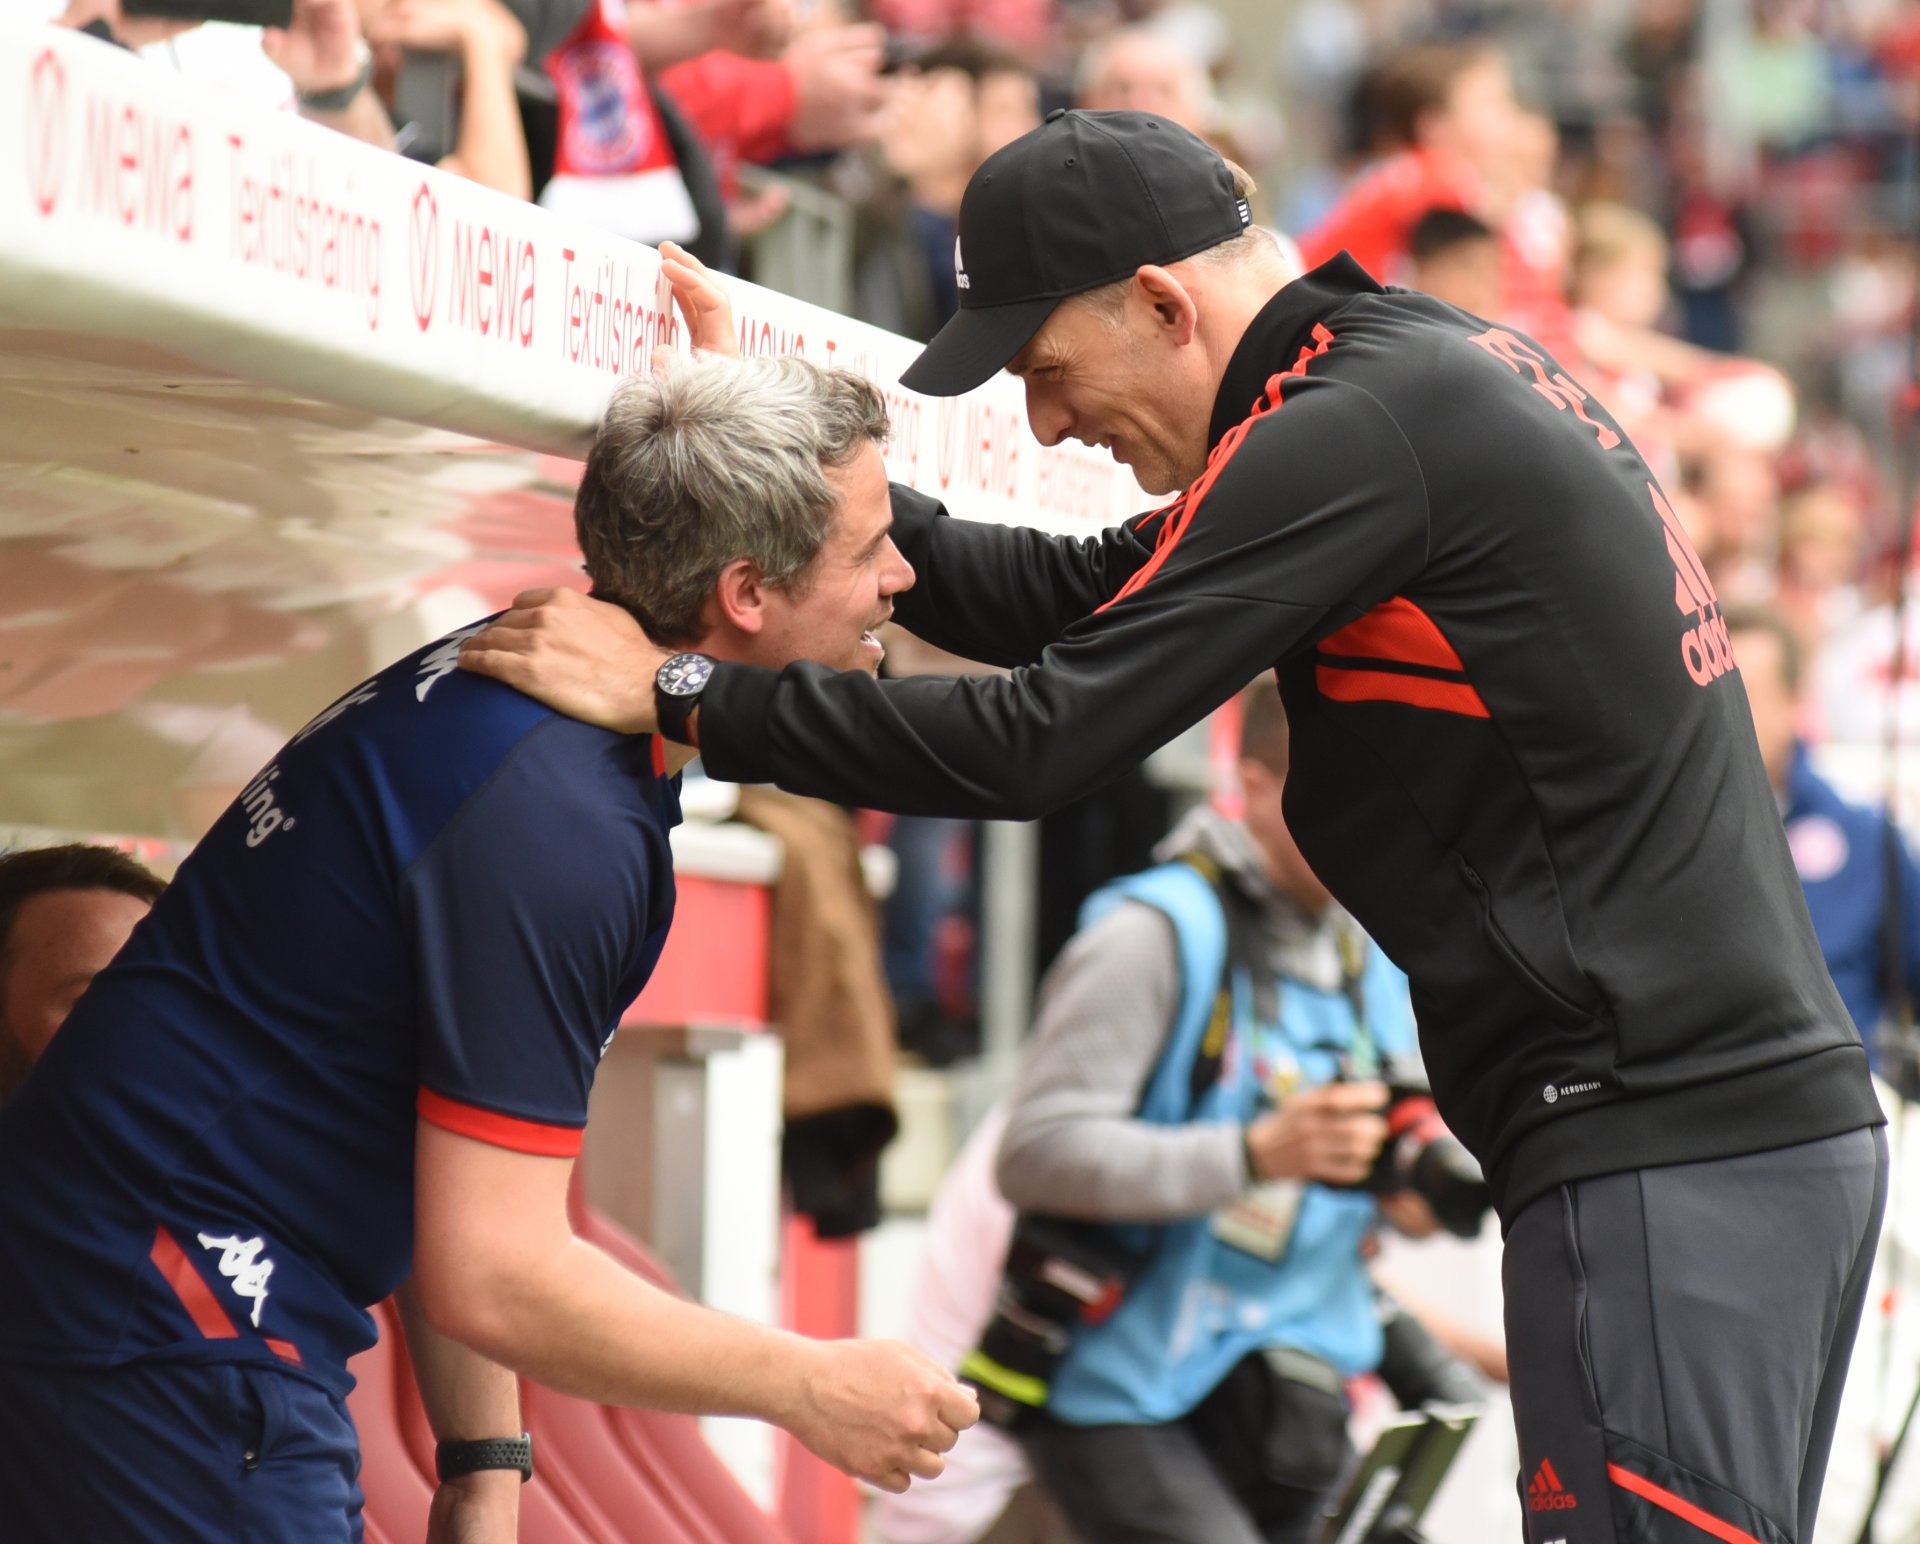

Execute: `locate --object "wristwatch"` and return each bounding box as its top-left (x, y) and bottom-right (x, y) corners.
top-left (435, 1432), bottom-right (534, 1484)
top-left (296, 38), bottom-right (373, 113)
top-left (655, 652), bottom-right (716, 745)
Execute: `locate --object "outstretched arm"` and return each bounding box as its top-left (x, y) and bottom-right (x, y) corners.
top-left (886, 486), bottom-right (1161, 669)
top-left (412, 1125), bottom-right (975, 1492)
top-left (463, 377), bottom-right (1428, 819)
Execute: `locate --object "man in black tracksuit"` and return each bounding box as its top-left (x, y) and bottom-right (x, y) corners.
top-left (466, 113), bottom-right (1886, 1543)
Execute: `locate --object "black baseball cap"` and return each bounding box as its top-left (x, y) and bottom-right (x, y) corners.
top-left (899, 109), bottom-right (1252, 397)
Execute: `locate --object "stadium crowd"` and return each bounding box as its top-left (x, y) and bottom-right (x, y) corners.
top-left (40, 0), bottom-right (1920, 981)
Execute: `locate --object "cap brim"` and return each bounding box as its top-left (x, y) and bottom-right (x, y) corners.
top-left (899, 297), bottom-right (1061, 397)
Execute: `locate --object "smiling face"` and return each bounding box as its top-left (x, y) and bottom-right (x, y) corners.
top-left (1007, 287), bottom-right (1218, 496)
top-left (734, 441), bottom-right (915, 675)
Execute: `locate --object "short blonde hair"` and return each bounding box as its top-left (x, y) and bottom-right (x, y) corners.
top-left (1573, 201), bottom-right (1668, 286)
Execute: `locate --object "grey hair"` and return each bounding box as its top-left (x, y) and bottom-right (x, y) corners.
top-left (575, 353), bottom-right (890, 643)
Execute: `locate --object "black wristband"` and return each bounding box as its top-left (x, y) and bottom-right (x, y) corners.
top-left (296, 41), bottom-right (373, 113)
top-left (656, 684), bottom-right (699, 746)
top-left (435, 1433), bottom-right (534, 1483)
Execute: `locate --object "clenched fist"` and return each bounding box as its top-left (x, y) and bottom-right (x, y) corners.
top-left (776, 1337), bottom-right (979, 1493)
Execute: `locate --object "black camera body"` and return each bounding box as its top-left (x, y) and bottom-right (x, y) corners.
top-left (1346, 1055), bottom-right (1492, 1239)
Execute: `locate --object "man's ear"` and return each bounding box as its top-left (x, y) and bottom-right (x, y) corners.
top-left (709, 558), bottom-right (769, 636)
top-left (1133, 265), bottom-right (1199, 347)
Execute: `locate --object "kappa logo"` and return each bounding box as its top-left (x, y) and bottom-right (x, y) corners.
top-left (1650, 480), bottom-right (1734, 688)
top-left (293, 682), bottom-right (379, 744)
top-left (410, 183), bottom-right (439, 332)
top-left (954, 236), bottom-right (970, 292)
top-left (1527, 1458), bottom-right (1578, 1512)
top-left (416, 622), bottom-right (489, 701)
top-left (197, 1232), bottom-right (275, 1328)
top-left (27, 49), bottom-right (67, 218)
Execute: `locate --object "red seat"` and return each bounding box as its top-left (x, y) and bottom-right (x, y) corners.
top-left (570, 1202), bottom-right (792, 1544)
top-left (351, 1298), bottom-right (599, 1544)
top-left (346, 1299), bottom-right (435, 1543)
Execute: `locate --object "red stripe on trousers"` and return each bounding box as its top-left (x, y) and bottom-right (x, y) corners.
top-left (1607, 1463), bottom-right (1764, 1544)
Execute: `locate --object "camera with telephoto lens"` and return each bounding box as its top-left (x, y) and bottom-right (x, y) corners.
top-left (959, 1215), bottom-right (1141, 1430)
top-left (1338, 1055), bottom-right (1491, 1239)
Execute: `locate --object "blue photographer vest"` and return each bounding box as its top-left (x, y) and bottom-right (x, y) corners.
top-left (1044, 861), bottom-right (1418, 1427)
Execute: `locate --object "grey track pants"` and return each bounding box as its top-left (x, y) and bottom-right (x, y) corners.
top-left (1503, 1126), bottom-right (1887, 1544)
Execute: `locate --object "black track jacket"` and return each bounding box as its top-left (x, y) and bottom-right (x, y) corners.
top-left (699, 254), bottom-right (1881, 1220)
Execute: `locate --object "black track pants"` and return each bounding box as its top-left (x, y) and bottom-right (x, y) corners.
top-left (1503, 1126), bottom-right (1886, 1543)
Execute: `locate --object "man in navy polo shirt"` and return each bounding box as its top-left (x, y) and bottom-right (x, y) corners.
top-left (0, 346), bottom-right (975, 1543)
top-left (1726, 604), bottom-right (1920, 1069)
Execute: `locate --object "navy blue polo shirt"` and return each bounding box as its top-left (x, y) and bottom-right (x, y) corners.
top-left (0, 622), bottom-right (680, 1392)
top-left (1785, 741), bottom-right (1920, 1057)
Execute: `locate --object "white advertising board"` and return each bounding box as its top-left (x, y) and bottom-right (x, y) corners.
top-left (0, 22), bottom-right (1147, 536)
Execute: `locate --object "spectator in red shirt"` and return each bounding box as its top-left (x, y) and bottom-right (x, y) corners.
top-left (1298, 39), bottom-right (1521, 284)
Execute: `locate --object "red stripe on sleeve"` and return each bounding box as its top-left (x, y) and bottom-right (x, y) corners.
top-left (418, 1088), bottom-right (584, 1157)
top-left (1318, 597), bottom-right (1467, 672)
top-left (650, 735), bottom-right (668, 777)
top-left (149, 1228), bottom-right (240, 1340)
top-left (1315, 665), bottom-right (1491, 719)
top-left (1607, 1463), bottom-right (1763, 1544)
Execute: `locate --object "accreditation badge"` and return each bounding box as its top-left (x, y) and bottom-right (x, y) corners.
top-left (1210, 1179), bottom-right (1305, 1262)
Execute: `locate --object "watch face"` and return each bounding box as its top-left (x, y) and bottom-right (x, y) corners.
top-left (657, 652), bottom-right (715, 698)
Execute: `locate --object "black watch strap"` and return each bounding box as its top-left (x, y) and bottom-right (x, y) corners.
top-left (436, 1433), bottom-right (534, 1483)
top-left (656, 683), bottom-right (700, 746)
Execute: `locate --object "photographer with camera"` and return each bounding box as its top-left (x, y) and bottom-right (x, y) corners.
top-left (964, 678), bottom-right (1488, 1544)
